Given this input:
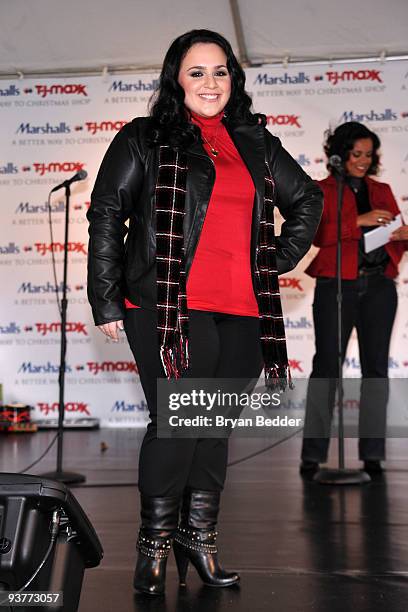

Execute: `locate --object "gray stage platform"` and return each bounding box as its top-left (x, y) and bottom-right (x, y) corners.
top-left (1, 429), bottom-right (408, 612)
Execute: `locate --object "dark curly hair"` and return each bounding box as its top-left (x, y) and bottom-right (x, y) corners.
top-left (324, 121), bottom-right (381, 175)
top-left (147, 29), bottom-right (263, 148)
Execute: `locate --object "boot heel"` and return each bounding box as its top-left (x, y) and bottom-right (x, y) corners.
top-left (173, 541), bottom-right (189, 585)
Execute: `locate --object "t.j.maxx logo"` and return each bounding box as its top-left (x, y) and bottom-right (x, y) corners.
top-left (30, 84), bottom-right (88, 98)
top-left (31, 242), bottom-right (87, 256)
top-left (266, 114), bottom-right (301, 128)
top-left (34, 322), bottom-right (88, 336)
top-left (325, 69), bottom-right (383, 85)
top-left (279, 278), bottom-right (303, 291)
top-left (78, 120), bottom-right (128, 135)
top-left (289, 359), bottom-right (303, 372)
top-left (38, 402), bottom-right (90, 416)
top-left (32, 162), bottom-right (85, 176)
top-left (84, 361), bottom-right (138, 375)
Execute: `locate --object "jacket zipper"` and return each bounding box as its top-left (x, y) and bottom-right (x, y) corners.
top-left (184, 150), bottom-right (216, 282)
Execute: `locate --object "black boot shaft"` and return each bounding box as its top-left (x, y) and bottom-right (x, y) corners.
top-left (180, 488), bottom-right (220, 529)
top-left (140, 494), bottom-right (181, 534)
top-left (134, 494), bottom-right (180, 596)
top-left (175, 488), bottom-right (239, 588)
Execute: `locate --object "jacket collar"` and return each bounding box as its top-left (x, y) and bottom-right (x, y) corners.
top-left (185, 119), bottom-right (266, 193)
top-left (223, 120), bottom-right (265, 194)
top-left (185, 138), bottom-right (208, 159)
top-left (324, 174), bottom-right (380, 206)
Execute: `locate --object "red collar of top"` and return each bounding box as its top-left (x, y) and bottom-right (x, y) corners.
top-left (189, 110), bottom-right (224, 131)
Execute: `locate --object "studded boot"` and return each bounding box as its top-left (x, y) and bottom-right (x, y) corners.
top-left (173, 488), bottom-right (240, 587)
top-left (133, 495), bottom-right (180, 595)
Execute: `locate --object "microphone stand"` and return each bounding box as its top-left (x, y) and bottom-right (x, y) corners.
top-left (41, 184), bottom-right (85, 485)
top-left (314, 166), bottom-right (370, 485)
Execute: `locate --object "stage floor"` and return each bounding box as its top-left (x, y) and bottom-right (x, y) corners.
top-left (1, 429), bottom-right (408, 612)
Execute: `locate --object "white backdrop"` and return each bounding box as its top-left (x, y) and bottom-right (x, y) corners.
top-left (1, 60), bottom-right (407, 427)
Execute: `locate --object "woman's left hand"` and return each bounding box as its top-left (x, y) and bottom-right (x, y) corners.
top-left (390, 225), bottom-right (408, 241)
top-left (97, 320), bottom-right (124, 342)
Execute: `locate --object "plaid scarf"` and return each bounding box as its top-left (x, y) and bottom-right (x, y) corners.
top-left (155, 145), bottom-right (291, 389)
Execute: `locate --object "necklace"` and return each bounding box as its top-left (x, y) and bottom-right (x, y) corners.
top-left (201, 123), bottom-right (221, 157)
top-left (347, 176), bottom-right (363, 194)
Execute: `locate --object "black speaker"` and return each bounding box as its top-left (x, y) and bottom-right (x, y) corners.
top-left (0, 473), bottom-right (103, 611)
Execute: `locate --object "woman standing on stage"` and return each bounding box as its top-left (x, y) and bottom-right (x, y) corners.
top-left (301, 121), bottom-right (408, 476)
top-left (87, 29), bottom-right (322, 595)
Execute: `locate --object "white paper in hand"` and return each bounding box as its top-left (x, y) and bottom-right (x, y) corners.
top-left (364, 214), bottom-right (402, 253)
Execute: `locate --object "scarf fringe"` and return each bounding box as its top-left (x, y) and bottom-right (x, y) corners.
top-left (160, 334), bottom-right (189, 379)
top-left (264, 364), bottom-right (294, 392)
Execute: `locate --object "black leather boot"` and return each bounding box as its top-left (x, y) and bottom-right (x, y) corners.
top-left (173, 488), bottom-right (240, 587)
top-left (133, 495), bottom-right (180, 595)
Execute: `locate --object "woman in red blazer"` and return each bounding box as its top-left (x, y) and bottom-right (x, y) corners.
top-left (301, 121), bottom-right (407, 475)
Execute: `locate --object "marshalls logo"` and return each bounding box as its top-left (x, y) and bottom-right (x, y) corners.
top-left (109, 79), bottom-right (158, 92)
top-left (0, 242), bottom-right (20, 254)
top-left (345, 357), bottom-right (399, 369)
top-left (0, 162), bottom-right (18, 174)
top-left (18, 281), bottom-right (69, 294)
top-left (18, 362), bottom-right (72, 373)
top-left (295, 154), bottom-right (311, 166)
top-left (16, 122), bottom-right (71, 135)
top-left (0, 84), bottom-right (20, 96)
top-left (111, 400), bottom-right (148, 412)
top-left (0, 322), bottom-right (21, 334)
top-left (254, 72), bottom-right (310, 85)
top-left (15, 200), bottom-right (65, 214)
top-left (284, 317), bottom-right (313, 329)
top-left (341, 109), bottom-right (398, 122)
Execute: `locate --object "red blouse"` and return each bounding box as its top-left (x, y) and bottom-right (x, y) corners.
top-left (125, 111), bottom-right (258, 316)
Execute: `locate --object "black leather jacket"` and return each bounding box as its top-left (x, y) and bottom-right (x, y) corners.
top-left (87, 117), bottom-right (323, 325)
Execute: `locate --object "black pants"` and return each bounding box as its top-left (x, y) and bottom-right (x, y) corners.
top-left (124, 308), bottom-right (264, 497)
top-left (301, 273), bottom-right (398, 463)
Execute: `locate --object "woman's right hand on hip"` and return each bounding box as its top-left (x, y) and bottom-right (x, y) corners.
top-left (97, 320), bottom-right (124, 342)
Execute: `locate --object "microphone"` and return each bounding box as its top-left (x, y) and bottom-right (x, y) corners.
top-left (328, 155), bottom-right (344, 174)
top-left (50, 169), bottom-right (88, 193)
